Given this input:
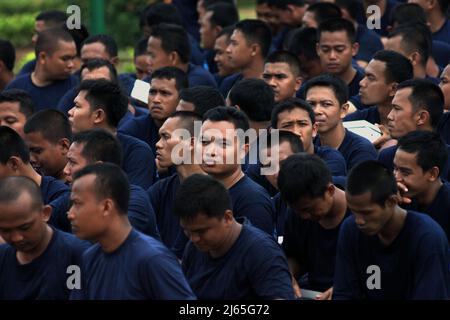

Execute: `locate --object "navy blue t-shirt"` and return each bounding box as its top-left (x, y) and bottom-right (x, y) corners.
top-left (40, 175), bottom-right (70, 204)
top-left (187, 63), bottom-right (217, 88)
top-left (432, 40), bottom-right (450, 68)
top-left (437, 112), bottom-right (450, 145)
top-left (71, 229), bottom-right (196, 300)
top-left (118, 113), bottom-right (159, 153)
top-left (0, 228), bottom-right (89, 299)
top-left (6, 73), bottom-right (78, 112)
top-left (333, 211), bottom-right (450, 299)
top-left (355, 24), bottom-right (383, 63)
top-left (432, 19), bottom-right (450, 45)
top-left (182, 223), bottom-right (295, 300)
top-left (348, 68), bottom-right (365, 98)
top-left (228, 175), bottom-right (275, 236)
top-left (18, 59), bottom-right (36, 76)
top-left (315, 145), bottom-right (347, 177)
top-left (117, 132), bottom-right (156, 190)
top-left (344, 105), bottom-right (381, 124)
top-left (219, 73), bottom-right (243, 98)
top-left (378, 144), bottom-right (450, 182)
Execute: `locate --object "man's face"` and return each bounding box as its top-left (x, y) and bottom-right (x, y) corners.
top-left (346, 191), bottom-right (394, 236)
top-left (81, 42), bottom-right (112, 65)
top-left (263, 62), bottom-right (301, 102)
top-left (256, 3), bottom-right (280, 32)
top-left (226, 30), bottom-right (253, 70)
top-left (180, 212), bottom-right (233, 254)
top-left (275, 5), bottom-right (307, 26)
top-left (155, 117), bottom-right (187, 169)
top-left (289, 188), bottom-right (334, 221)
top-left (42, 40), bottom-right (77, 79)
top-left (24, 131), bottom-right (67, 177)
top-left (68, 174), bottom-right (106, 240)
top-left (306, 86), bottom-right (344, 135)
top-left (359, 59), bottom-right (395, 106)
top-left (200, 11), bottom-right (219, 50)
top-left (147, 37), bottom-right (173, 73)
top-left (68, 90), bottom-right (95, 134)
top-left (63, 142), bottom-right (89, 184)
top-left (393, 149), bottom-right (432, 199)
top-left (0, 102), bottom-right (27, 138)
top-left (214, 35), bottom-right (235, 77)
top-left (439, 65), bottom-right (450, 111)
top-left (134, 54), bottom-right (152, 80)
top-left (200, 120), bottom-right (246, 177)
top-left (317, 31), bottom-right (357, 76)
top-left (387, 88), bottom-right (418, 139)
top-left (276, 108), bottom-right (317, 153)
top-left (80, 66), bottom-right (112, 82)
top-left (297, 54), bottom-right (322, 80)
top-left (0, 192), bottom-right (49, 254)
top-left (148, 78), bottom-right (180, 125)
top-left (176, 100), bottom-right (196, 112)
top-left (261, 141), bottom-right (296, 189)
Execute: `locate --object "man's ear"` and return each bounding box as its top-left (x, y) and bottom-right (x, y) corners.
top-left (110, 56), bottom-right (119, 66)
top-left (169, 51), bottom-right (179, 66)
top-left (312, 122), bottom-right (319, 138)
top-left (250, 42), bottom-right (260, 57)
top-left (340, 102), bottom-right (349, 119)
top-left (37, 51), bottom-right (47, 64)
top-left (6, 156), bottom-right (21, 172)
top-left (427, 166), bottom-right (440, 182)
top-left (351, 42), bottom-right (359, 57)
top-left (223, 209), bottom-right (234, 224)
top-left (41, 205), bottom-right (52, 223)
top-left (388, 82), bottom-right (398, 98)
top-left (295, 77), bottom-right (303, 92)
top-left (415, 109), bottom-right (430, 127)
top-left (93, 108), bottom-right (107, 125)
top-left (385, 194), bottom-right (399, 208)
top-left (57, 138), bottom-right (71, 155)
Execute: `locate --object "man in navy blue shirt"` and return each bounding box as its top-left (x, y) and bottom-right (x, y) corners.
top-left (147, 111), bottom-right (206, 257)
top-left (68, 79), bottom-right (156, 189)
top-left (412, 0), bottom-right (450, 44)
top-left (393, 130), bottom-right (450, 241)
top-left (0, 39), bottom-right (15, 90)
top-left (23, 109), bottom-right (71, 182)
top-left (438, 64), bottom-right (450, 144)
top-left (220, 19), bottom-right (272, 97)
top-left (0, 126), bottom-right (69, 205)
top-left (200, 107), bottom-right (275, 235)
top-left (0, 176), bottom-right (88, 299)
top-left (344, 50), bottom-right (414, 149)
top-left (175, 173), bottom-right (295, 300)
top-left (6, 28), bottom-right (78, 111)
top-left (119, 66), bottom-right (189, 153)
top-left (271, 98), bottom-right (347, 177)
top-left (148, 23), bottom-right (216, 88)
top-left (213, 27), bottom-right (239, 87)
top-left (278, 154), bottom-right (350, 299)
top-left (305, 74), bottom-right (377, 170)
top-left (0, 89), bottom-right (35, 139)
top-left (61, 129), bottom-right (160, 239)
top-left (334, 160), bottom-right (450, 299)
top-left (317, 18), bottom-right (364, 97)
top-left (68, 163), bottom-right (195, 300)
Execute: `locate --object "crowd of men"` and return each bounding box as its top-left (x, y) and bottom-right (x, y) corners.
top-left (0, 0), bottom-right (449, 300)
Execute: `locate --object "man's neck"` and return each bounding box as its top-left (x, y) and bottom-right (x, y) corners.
top-left (427, 9), bottom-right (447, 34)
top-left (339, 66), bottom-right (357, 86)
top-left (153, 118), bottom-right (164, 129)
top-left (21, 164), bottom-right (43, 186)
top-left (0, 71), bottom-right (14, 91)
top-left (241, 58), bottom-right (264, 79)
top-left (319, 123), bottom-right (346, 149)
top-left (16, 225), bottom-right (53, 265)
top-left (319, 187), bottom-right (347, 229)
top-left (378, 206), bottom-right (407, 246)
top-left (176, 62), bottom-right (189, 73)
top-left (416, 180), bottom-right (443, 207)
top-left (376, 101), bottom-right (393, 125)
top-left (249, 121), bottom-right (270, 140)
top-left (31, 68), bottom-right (53, 87)
top-left (215, 168), bottom-right (245, 189)
top-left (176, 164), bottom-right (205, 181)
top-left (306, 140), bottom-right (315, 155)
top-left (414, 65), bottom-right (428, 79)
top-left (98, 218), bottom-right (132, 253)
top-left (209, 220), bottom-right (242, 258)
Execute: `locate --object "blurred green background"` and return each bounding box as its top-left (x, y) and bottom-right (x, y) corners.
top-left (0, 0), bottom-right (256, 74)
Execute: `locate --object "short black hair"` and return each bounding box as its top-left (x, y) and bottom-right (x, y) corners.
top-left (303, 74), bottom-right (348, 106)
top-left (82, 34), bottom-right (118, 59)
top-left (372, 50), bottom-right (413, 84)
top-left (134, 37), bottom-right (149, 58)
top-left (217, 25), bottom-right (235, 39)
top-left (78, 79), bottom-right (128, 129)
top-left (145, 3), bottom-right (183, 28)
top-left (388, 22), bottom-right (431, 67)
top-left (72, 129), bottom-right (123, 167)
top-left (73, 163), bottom-right (129, 215)
top-left (0, 176), bottom-right (42, 211)
top-left (397, 130), bottom-right (448, 173)
top-left (287, 27), bottom-right (319, 61)
top-left (306, 2), bottom-right (342, 25)
top-left (35, 28), bottom-right (75, 57)
top-left (389, 3), bottom-right (427, 27)
top-left (207, 3), bottom-right (239, 28)
top-left (150, 23), bottom-right (191, 64)
top-left (271, 97), bottom-right (315, 128)
top-left (169, 111), bottom-right (202, 136)
top-left (0, 126), bottom-right (30, 164)
top-left (267, 0), bottom-right (307, 9)
top-left (64, 24), bottom-right (90, 57)
top-left (203, 0), bottom-right (235, 9)
top-left (318, 17), bottom-right (356, 43)
top-left (265, 50), bottom-right (301, 78)
top-left (36, 10), bottom-right (67, 24)
top-left (347, 160), bottom-right (397, 207)
top-left (174, 173), bottom-right (232, 221)
top-left (266, 130), bottom-right (304, 153)
top-left (228, 78), bottom-right (274, 122)
top-left (396, 79), bottom-right (444, 129)
top-left (278, 153), bottom-right (332, 204)
top-left (179, 86), bottom-right (225, 117)
top-left (151, 66), bottom-right (189, 92)
top-left (203, 106), bottom-right (250, 132)
top-left (80, 59), bottom-right (118, 84)
top-left (0, 89), bottom-right (34, 118)
top-left (335, 0), bottom-right (361, 21)
top-left (235, 19), bottom-right (272, 58)
top-left (24, 109), bottom-right (72, 144)
top-left (0, 39), bottom-right (15, 71)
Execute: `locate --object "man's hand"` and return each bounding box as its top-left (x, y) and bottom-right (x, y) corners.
top-left (316, 287), bottom-right (333, 300)
top-left (372, 124), bottom-right (392, 149)
top-left (291, 274), bottom-right (302, 298)
top-left (397, 182), bottom-right (412, 204)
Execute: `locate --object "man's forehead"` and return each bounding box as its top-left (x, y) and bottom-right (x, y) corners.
top-left (151, 78), bottom-right (176, 89)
